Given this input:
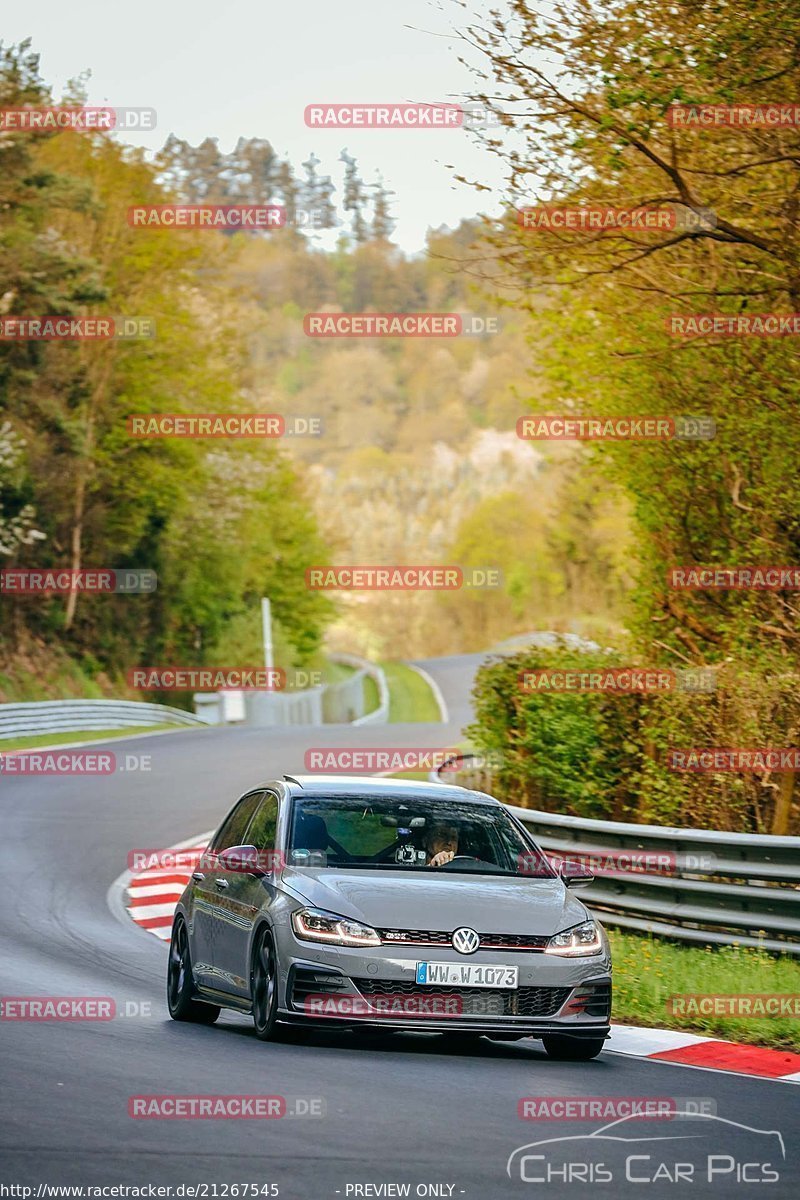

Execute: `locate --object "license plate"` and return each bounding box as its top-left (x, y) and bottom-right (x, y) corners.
top-left (415, 961), bottom-right (519, 988)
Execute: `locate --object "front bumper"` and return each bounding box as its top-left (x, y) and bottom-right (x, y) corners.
top-left (274, 931), bottom-right (612, 1037)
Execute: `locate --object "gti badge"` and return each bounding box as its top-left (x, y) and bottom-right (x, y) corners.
top-left (452, 927), bottom-right (480, 954)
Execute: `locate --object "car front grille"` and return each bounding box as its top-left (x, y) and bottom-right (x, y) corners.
top-left (352, 978), bottom-right (571, 1019)
top-left (378, 928), bottom-right (549, 951)
top-left (291, 966), bottom-right (350, 1007)
top-left (564, 981), bottom-right (612, 1019)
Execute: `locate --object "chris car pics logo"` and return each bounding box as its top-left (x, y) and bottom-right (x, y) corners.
top-left (506, 1112), bottom-right (784, 1185)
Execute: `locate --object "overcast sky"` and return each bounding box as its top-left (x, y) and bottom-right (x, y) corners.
top-left (4, 0), bottom-right (510, 252)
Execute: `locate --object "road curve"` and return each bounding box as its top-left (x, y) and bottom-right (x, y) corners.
top-left (1, 653), bottom-right (797, 1198)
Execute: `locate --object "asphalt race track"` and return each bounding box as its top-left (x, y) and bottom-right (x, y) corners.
top-left (1, 653), bottom-right (798, 1198)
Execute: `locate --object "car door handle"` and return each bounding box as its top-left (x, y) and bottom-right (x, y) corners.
top-left (191, 871), bottom-right (205, 881)
top-left (214, 877), bottom-right (229, 889)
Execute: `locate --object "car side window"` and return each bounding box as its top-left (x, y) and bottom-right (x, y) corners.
top-left (210, 791), bottom-right (264, 853)
top-left (244, 792), bottom-right (279, 852)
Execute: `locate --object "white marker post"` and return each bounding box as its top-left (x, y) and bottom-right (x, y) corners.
top-left (262, 597), bottom-right (274, 675)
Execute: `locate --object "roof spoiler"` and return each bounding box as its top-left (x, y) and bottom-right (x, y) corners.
top-left (283, 774), bottom-right (304, 788)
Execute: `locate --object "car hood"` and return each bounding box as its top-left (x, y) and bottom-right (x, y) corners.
top-left (280, 867), bottom-right (588, 936)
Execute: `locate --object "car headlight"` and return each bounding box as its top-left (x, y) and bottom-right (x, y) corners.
top-left (291, 907), bottom-right (381, 947)
top-left (545, 919), bottom-right (602, 957)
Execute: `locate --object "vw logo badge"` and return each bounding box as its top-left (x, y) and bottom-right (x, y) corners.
top-left (452, 927), bottom-right (480, 955)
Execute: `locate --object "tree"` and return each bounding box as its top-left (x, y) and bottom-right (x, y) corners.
top-left (453, 0), bottom-right (800, 831)
top-left (0, 43), bottom-right (334, 694)
top-left (302, 153), bottom-right (338, 232)
top-left (370, 174), bottom-right (395, 242)
top-left (340, 149), bottom-right (369, 244)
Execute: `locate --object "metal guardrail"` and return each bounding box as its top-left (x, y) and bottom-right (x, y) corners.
top-left (433, 755), bottom-right (800, 955)
top-left (327, 653), bottom-right (390, 726)
top-left (0, 699), bottom-right (205, 740)
top-left (241, 687), bottom-right (325, 728)
top-left (0, 652), bottom-right (391, 740)
top-left (233, 654), bottom-right (389, 727)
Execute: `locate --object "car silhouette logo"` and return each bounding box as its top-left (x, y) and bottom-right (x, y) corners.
top-left (452, 927), bottom-right (480, 954)
top-left (506, 1112), bottom-right (786, 1181)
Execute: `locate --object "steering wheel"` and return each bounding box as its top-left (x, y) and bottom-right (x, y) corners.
top-left (442, 854), bottom-right (480, 866)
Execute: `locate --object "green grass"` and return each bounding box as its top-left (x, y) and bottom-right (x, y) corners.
top-left (610, 930), bottom-right (800, 1049)
top-left (0, 661), bottom-right (108, 703)
top-left (0, 724), bottom-right (192, 751)
top-left (322, 660), bottom-right (379, 716)
top-left (363, 672), bottom-right (381, 715)
top-left (323, 659), bottom-right (381, 717)
top-left (382, 662), bottom-right (442, 723)
top-left (322, 661), bottom-right (357, 686)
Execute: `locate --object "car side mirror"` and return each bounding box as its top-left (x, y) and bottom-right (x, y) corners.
top-left (216, 844), bottom-right (270, 876)
top-left (559, 860), bottom-right (594, 888)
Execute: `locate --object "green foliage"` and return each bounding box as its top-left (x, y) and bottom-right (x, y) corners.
top-left (467, 644), bottom-right (647, 819)
top-left (0, 724), bottom-right (186, 751)
top-left (468, 644), bottom-right (800, 832)
top-left (610, 933), bottom-right (800, 1050)
top-left (381, 662), bottom-right (442, 723)
top-left (0, 42), bottom-right (333, 697)
top-left (458, 0), bottom-right (800, 832)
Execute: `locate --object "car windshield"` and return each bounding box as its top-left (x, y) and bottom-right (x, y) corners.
top-left (287, 794), bottom-right (554, 876)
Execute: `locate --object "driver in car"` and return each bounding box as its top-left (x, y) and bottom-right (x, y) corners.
top-left (424, 822), bottom-right (459, 867)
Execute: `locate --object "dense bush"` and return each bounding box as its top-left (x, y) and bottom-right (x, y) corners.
top-left (468, 644), bottom-right (800, 833)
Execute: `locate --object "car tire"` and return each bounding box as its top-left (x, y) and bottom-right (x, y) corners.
top-left (251, 926), bottom-right (281, 1041)
top-left (167, 916), bottom-right (220, 1024)
top-left (542, 1034), bottom-right (605, 1061)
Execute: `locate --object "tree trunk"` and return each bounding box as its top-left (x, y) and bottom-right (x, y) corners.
top-left (771, 769), bottom-right (796, 836)
top-left (64, 472), bottom-right (86, 631)
top-left (64, 352), bottom-right (113, 631)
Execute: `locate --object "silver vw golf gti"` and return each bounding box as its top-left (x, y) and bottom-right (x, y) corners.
top-left (168, 776), bottom-right (612, 1058)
